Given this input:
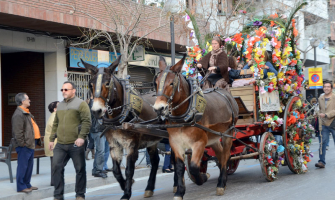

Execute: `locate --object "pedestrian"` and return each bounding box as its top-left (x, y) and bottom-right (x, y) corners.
top-left (103, 139), bottom-right (112, 171)
top-left (12, 93), bottom-right (39, 193)
top-left (161, 139), bottom-right (173, 173)
top-left (49, 81), bottom-right (91, 200)
top-left (44, 101), bottom-right (59, 186)
top-left (85, 133), bottom-right (95, 160)
top-left (88, 98), bottom-right (107, 178)
top-left (315, 80), bottom-right (335, 168)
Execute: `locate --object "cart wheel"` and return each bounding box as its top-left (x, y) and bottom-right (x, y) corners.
top-left (227, 155), bottom-right (240, 175)
top-left (259, 132), bottom-right (279, 182)
top-left (283, 96), bottom-right (306, 174)
top-left (185, 153), bottom-right (208, 184)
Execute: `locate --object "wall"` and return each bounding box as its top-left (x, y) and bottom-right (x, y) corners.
top-left (1, 52), bottom-right (45, 146)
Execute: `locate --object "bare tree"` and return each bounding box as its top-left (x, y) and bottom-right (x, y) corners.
top-left (56, 0), bottom-right (172, 78)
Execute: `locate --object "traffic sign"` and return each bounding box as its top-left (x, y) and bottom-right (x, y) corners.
top-left (308, 68), bottom-right (323, 89)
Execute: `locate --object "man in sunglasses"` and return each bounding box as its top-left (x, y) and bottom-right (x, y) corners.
top-left (49, 81), bottom-right (91, 200)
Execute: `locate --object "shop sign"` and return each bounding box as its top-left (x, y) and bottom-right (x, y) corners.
top-left (130, 54), bottom-right (181, 68)
top-left (69, 47), bottom-right (120, 69)
top-left (308, 67), bottom-right (323, 89)
top-left (129, 45), bottom-right (145, 61)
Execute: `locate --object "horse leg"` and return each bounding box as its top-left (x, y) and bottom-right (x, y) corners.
top-left (189, 141), bottom-right (208, 186)
top-left (144, 144), bottom-right (160, 198)
top-left (171, 150), bottom-right (178, 193)
top-left (170, 142), bottom-right (186, 200)
top-left (211, 138), bottom-right (233, 196)
top-left (120, 144), bottom-right (139, 200)
top-left (110, 141), bottom-right (126, 191)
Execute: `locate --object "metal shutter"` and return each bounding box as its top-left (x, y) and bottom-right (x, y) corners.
top-left (128, 66), bottom-right (155, 83)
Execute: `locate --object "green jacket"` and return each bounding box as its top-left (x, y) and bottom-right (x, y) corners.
top-left (50, 96), bottom-right (91, 144)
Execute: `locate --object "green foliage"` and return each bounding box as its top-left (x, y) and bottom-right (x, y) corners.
top-left (185, 9), bottom-right (205, 50)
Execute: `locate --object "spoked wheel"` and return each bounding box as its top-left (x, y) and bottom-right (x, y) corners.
top-left (259, 132), bottom-right (280, 182)
top-left (227, 154), bottom-right (240, 175)
top-left (185, 152), bottom-right (208, 184)
top-left (283, 96), bottom-right (307, 174)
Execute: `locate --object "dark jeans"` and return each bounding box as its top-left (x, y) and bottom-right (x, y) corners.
top-left (87, 133), bottom-right (95, 150)
top-left (318, 125), bottom-right (335, 164)
top-left (92, 132), bottom-right (105, 174)
top-left (15, 146), bottom-right (34, 192)
top-left (103, 139), bottom-right (110, 170)
top-left (52, 143), bottom-right (86, 199)
top-left (163, 144), bottom-right (172, 170)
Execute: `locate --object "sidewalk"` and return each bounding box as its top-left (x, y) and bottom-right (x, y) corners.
top-left (0, 151), bottom-right (166, 200)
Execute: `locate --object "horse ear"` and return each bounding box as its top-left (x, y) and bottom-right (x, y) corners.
top-left (81, 59), bottom-right (98, 75)
top-left (171, 54), bottom-right (186, 73)
top-left (159, 56), bottom-right (167, 71)
top-left (107, 55), bottom-right (122, 74)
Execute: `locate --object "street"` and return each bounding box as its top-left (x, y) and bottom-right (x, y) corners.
top-left (54, 139), bottom-right (335, 200)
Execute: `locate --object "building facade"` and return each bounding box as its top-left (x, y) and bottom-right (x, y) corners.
top-left (0, 0), bottom-right (189, 146)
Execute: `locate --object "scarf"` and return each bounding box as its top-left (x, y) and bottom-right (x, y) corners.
top-left (209, 48), bottom-right (223, 69)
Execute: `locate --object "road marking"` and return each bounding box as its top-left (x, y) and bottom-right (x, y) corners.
top-left (41, 173), bottom-right (174, 200)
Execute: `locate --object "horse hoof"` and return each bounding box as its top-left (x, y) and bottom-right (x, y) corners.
top-left (144, 190), bottom-right (154, 198)
top-left (173, 196), bottom-right (183, 200)
top-left (206, 173), bottom-right (211, 179)
top-left (173, 186), bottom-right (177, 193)
top-left (216, 187), bottom-right (226, 196)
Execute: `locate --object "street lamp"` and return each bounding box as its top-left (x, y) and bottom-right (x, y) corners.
top-left (310, 38), bottom-right (319, 98)
top-left (164, 0), bottom-right (183, 65)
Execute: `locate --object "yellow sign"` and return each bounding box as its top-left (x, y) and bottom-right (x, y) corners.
top-left (308, 67), bottom-right (323, 89)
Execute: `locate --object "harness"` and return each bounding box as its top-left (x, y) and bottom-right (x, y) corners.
top-left (93, 69), bottom-right (144, 127)
top-left (155, 66), bottom-right (180, 104)
top-left (154, 66), bottom-right (207, 123)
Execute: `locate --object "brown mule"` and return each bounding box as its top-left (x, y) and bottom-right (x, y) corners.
top-left (153, 56), bottom-right (238, 200)
top-left (82, 56), bottom-right (166, 200)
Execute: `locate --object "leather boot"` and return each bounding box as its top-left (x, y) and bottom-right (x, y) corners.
top-left (91, 149), bottom-right (95, 159)
top-left (85, 149), bottom-right (91, 160)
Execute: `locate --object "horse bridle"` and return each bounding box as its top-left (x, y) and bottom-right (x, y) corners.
top-left (93, 67), bottom-right (116, 115)
top-left (155, 66), bottom-right (180, 104)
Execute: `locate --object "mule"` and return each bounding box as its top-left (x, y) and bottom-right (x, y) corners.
top-left (153, 56), bottom-right (239, 200)
top-left (82, 57), bottom-right (164, 200)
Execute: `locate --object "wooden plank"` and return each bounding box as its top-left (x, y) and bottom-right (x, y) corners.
top-left (236, 118), bottom-right (254, 125)
top-left (231, 89), bottom-right (254, 95)
top-left (239, 95), bottom-right (254, 101)
top-left (230, 85), bottom-right (254, 91)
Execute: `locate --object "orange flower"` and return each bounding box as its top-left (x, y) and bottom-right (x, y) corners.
top-left (233, 33), bottom-right (244, 44)
top-left (255, 29), bottom-right (263, 37)
top-left (270, 13), bottom-right (278, 18)
top-left (193, 46), bottom-right (200, 52)
top-left (270, 21), bottom-right (276, 27)
top-left (293, 27), bottom-right (298, 37)
top-left (292, 19), bottom-right (296, 28)
top-left (293, 133), bottom-right (299, 141)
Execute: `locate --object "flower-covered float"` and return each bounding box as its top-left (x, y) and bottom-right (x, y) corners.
top-left (182, 1), bottom-right (314, 182)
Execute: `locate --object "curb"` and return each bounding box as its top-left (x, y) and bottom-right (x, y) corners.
top-left (1, 167), bottom-right (160, 200)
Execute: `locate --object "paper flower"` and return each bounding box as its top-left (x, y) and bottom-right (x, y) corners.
top-left (253, 21), bottom-right (262, 26)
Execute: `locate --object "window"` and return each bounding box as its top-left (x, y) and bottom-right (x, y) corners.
top-left (218, 0), bottom-right (237, 16)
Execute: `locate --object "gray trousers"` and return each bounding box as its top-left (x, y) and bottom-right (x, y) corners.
top-left (91, 132), bottom-right (106, 174)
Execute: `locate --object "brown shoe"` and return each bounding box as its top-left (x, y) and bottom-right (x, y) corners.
top-left (18, 188), bottom-right (32, 193)
top-left (315, 162), bottom-right (325, 168)
top-left (76, 197), bottom-right (85, 200)
top-left (29, 186), bottom-right (38, 190)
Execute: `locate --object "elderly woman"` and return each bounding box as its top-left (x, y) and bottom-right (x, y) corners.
top-left (44, 101), bottom-right (59, 186)
top-left (197, 36), bottom-right (229, 90)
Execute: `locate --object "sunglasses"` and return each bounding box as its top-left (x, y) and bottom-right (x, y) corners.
top-left (60, 89), bottom-right (74, 92)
